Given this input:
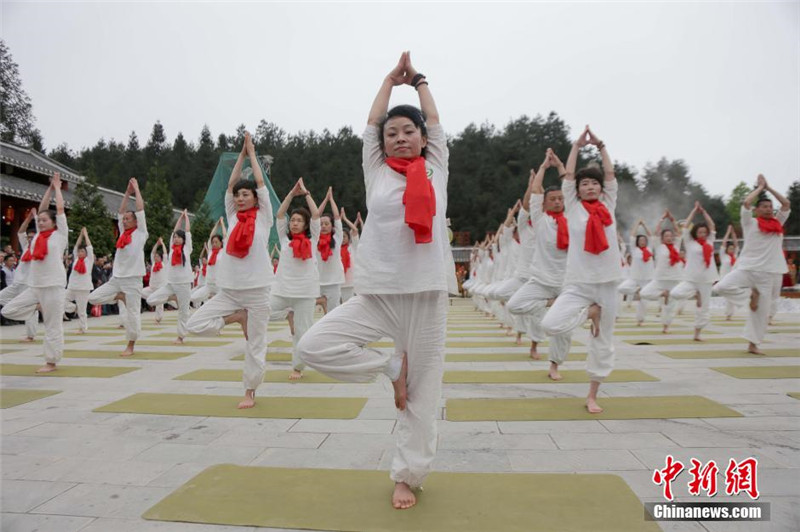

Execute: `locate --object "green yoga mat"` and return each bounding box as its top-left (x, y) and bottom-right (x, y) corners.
top-left (95, 393), bottom-right (367, 419)
top-left (658, 348), bottom-right (800, 359)
top-left (230, 352), bottom-right (291, 362)
top-left (143, 465), bottom-right (658, 532)
top-left (446, 395), bottom-right (742, 421)
top-left (151, 332), bottom-right (246, 339)
top-left (788, 393), bottom-right (800, 400)
top-left (62, 350), bottom-right (193, 361)
top-left (0, 363), bottom-right (138, 378)
top-left (711, 366), bottom-right (800, 379)
top-left (443, 369), bottom-right (658, 384)
top-left (105, 340), bottom-right (232, 347)
top-left (269, 340), bottom-right (293, 348)
top-left (175, 369), bottom-right (344, 384)
top-left (625, 337), bottom-right (751, 346)
top-left (1, 389), bottom-right (61, 408)
top-left (95, 326), bottom-right (161, 331)
top-left (446, 352), bottom-right (587, 362)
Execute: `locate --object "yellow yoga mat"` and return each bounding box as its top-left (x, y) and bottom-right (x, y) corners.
top-left (62, 350), bottom-right (193, 360)
top-left (230, 353), bottom-right (291, 362)
top-left (446, 352), bottom-right (587, 362)
top-left (65, 332), bottom-right (132, 337)
top-left (151, 332), bottom-right (245, 339)
top-left (447, 340), bottom-right (585, 348)
top-left (142, 465), bottom-right (659, 532)
top-left (446, 395), bottom-right (742, 421)
top-left (788, 393), bottom-right (800, 400)
top-left (0, 363), bottom-right (139, 378)
top-left (1, 389), bottom-right (61, 408)
top-left (625, 337), bottom-right (752, 346)
top-left (614, 329), bottom-right (719, 336)
top-left (447, 332), bottom-right (524, 338)
top-left (175, 369), bottom-right (345, 384)
top-left (95, 393), bottom-right (367, 419)
top-left (105, 339), bottom-right (232, 347)
top-left (658, 348), bottom-right (800, 359)
top-left (0, 339), bottom-right (79, 345)
top-left (711, 366), bottom-right (800, 379)
top-left (443, 369), bottom-right (658, 384)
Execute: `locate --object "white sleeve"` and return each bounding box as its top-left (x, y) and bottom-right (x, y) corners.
top-left (529, 194), bottom-right (544, 225)
top-left (257, 186), bottom-right (272, 230)
top-left (362, 125), bottom-right (384, 186)
top-left (135, 210), bottom-right (148, 238)
top-left (225, 191), bottom-right (237, 221)
top-left (424, 124), bottom-right (449, 185)
top-left (602, 178), bottom-right (618, 211)
top-left (562, 179), bottom-right (577, 213)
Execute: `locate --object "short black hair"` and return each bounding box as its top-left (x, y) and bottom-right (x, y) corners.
top-left (635, 234), bottom-right (649, 247)
top-left (210, 234), bottom-right (223, 246)
top-left (39, 209), bottom-right (57, 223)
top-left (575, 167), bottom-right (604, 193)
top-left (690, 222), bottom-right (709, 240)
top-left (543, 185), bottom-right (563, 201)
top-left (232, 180), bottom-right (259, 206)
top-left (289, 207), bottom-right (312, 238)
top-left (755, 194), bottom-right (772, 208)
top-left (378, 104), bottom-right (428, 157)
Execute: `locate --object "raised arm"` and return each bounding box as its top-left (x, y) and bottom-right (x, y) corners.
top-left (586, 126), bottom-right (615, 181)
top-left (743, 175), bottom-right (766, 210)
top-left (317, 189), bottom-right (330, 215)
top-left (565, 126), bottom-right (589, 180)
top-left (763, 175), bottom-right (791, 211)
top-left (39, 179), bottom-right (54, 213)
top-left (631, 218), bottom-right (643, 238)
top-left (227, 141), bottom-right (248, 193)
top-left (368, 53), bottom-right (407, 126)
top-left (522, 169), bottom-right (535, 212)
top-left (129, 177), bottom-right (144, 212)
top-left (183, 209), bottom-right (190, 232)
top-left (641, 219), bottom-right (652, 237)
top-left (219, 217), bottom-right (227, 239)
top-left (75, 226), bottom-right (85, 249)
top-left (277, 179), bottom-right (304, 220)
top-left (244, 132), bottom-right (265, 188)
top-left (730, 226), bottom-right (739, 250)
top-left (328, 188), bottom-right (340, 221)
top-left (118, 181), bottom-right (132, 215)
top-left (531, 152), bottom-right (550, 195)
top-left (300, 179), bottom-right (320, 220)
top-left (699, 203), bottom-right (715, 233)
top-left (48, 172), bottom-right (65, 215)
top-left (82, 227), bottom-right (92, 247)
top-left (159, 237), bottom-right (167, 257)
top-left (341, 208), bottom-right (358, 233)
top-left (685, 201), bottom-right (701, 226)
top-left (404, 52), bottom-right (439, 125)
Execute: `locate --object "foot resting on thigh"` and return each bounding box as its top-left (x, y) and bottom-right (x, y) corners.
top-left (529, 341), bottom-right (541, 360)
top-left (548, 362), bottom-right (562, 381)
top-left (114, 292), bottom-right (126, 303)
top-left (289, 369), bottom-right (303, 381)
top-left (224, 309), bottom-right (248, 340)
top-left (749, 288), bottom-right (760, 312)
top-left (237, 389), bottom-right (256, 409)
top-left (747, 342), bottom-right (765, 355)
top-left (392, 482), bottom-right (416, 510)
top-left (36, 362), bottom-right (57, 374)
top-left (587, 304), bottom-right (601, 338)
top-left (392, 352), bottom-right (409, 410)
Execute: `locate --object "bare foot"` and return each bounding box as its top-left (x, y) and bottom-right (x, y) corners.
top-left (118, 324), bottom-right (125, 329)
top-left (725, 315), bottom-right (732, 321)
top-left (747, 342), bottom-right (765, 355)
top-left (20, 336), bottom-right (35, 343)
top-left (224, 309), bottom-right (248, 339)
top-left (173, 337), bottom-right (184, 345)
top-left (289, 370), bottom-right (303, 381)
top-left (76, 329), bottom-right (86, 335)
top-left (392, 482), bottom-right (416, 509)
top-left (505, 327), bottom-right (514, 336)
top-left (114, 292), bottom-right (126, 303)
top-left (662, 325), bottom-right (669, 334)
top-left (120, 341), bottom-right (135, 357)
top-left (548, 362), bottom-right (563, 381)
top-left (587, 304), bottom-right (601, 337)
top-left (693, 328), bottom-right (703, 342)
top-left (529, 342), bottom-right (541, 360)
top-left (392, 352), bottom-right (409, 410)
top-left (636, 320), bottom-right (643, 327)
top-left (36, 363), bottom-right (57, 374)
top-left (237, 389), bottom-right (256, 409)
top-left (749, 288), bottom-right (760, 312)
top-left (515, 332), bottom-right (522, 346)
top-left (155, 318), bottom-right (162, 325)
top-left (586, 398), bottom-right (604, 414)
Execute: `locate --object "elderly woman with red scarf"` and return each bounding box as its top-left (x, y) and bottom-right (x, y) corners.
top-left (298, 52), bottom-right (457, 510)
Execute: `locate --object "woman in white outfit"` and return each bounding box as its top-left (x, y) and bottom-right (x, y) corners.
top-left (617, 219), bottom-right (654, 325)
top-left (64, 227), bottom-right (94, 333)
top-left (340, 208), bottom-right (359, 303)
top-left (718, 225), bottom-right (740, 320)
top-left (298, 51), bottom-right (456, 510)
top-left (316, 187), bottom-right (346, 312)
top-left (2, 173), bottom-right (68, 373)
top-left (0, 211), bottom-right (40, 341)
top-left (190, 218), bottom-right (226, 308)
top-left (147, 210), bottom-right (193, 344)
top-left (187, 132), bottom-right (275, 409)
top-left (540, 126), bottom-right (622, 414)
top-left (142, 239), bottom-right (167, 323)
top-left (639, 210), bottom-right (684, 333)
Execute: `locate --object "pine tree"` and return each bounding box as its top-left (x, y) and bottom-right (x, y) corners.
top-left (786, 180), bottom-right (800, 235)
top-left (68, 176), bottom-right (116, 256)
top-left (143, 164), bottom-right (174, 250)
top-left (0, 40), bottom-right (43, 148)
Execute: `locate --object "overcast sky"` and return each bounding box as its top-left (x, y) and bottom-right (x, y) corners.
top-left (3, 1), bottom-right (798, 198)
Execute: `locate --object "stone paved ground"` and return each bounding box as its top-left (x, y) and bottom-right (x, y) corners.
top-left (1, 298), bottom-right (798, 532)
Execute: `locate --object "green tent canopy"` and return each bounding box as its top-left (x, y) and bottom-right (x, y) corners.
top-left (203, 153), bottom-right (281, 257)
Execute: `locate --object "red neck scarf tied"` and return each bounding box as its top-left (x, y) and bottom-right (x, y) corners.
top-left (727, 251), bottom-right (736, 266)
top-left (74, 256), bottom-right (87, 274)
top-left (202, 263), bottom-right (207, 277)
top-left (226, 207), bottom-right (258, 259)
top-left (665, 243), bottom-right (684, 266)
top-left (208, 247), bottom-right (220, 266)
top-left (289, 232), bottom-right (312, 260)
top-left (318, 233), bottom-right (333, 262)
top-left (153, 260), bottom-right (163, 272)
top-left (385, 156), bottom-right (436, 244)
top-left (116, 227), bottom-right (136, 249)
top-left (24, 229), bottom-right (56, 261)
top-left (171, 244), bottom-right (183, 266)
top-left (341, 243), bottom-right (351, 273)
top-left (638, 245), bottom-right (653, 263)
top-left (273, 262), bottom-right (278, 273)
top-left (580, 200), bottom-right (612, 255)
top-left (696, 237), bottom-right (713, 268)
top-left (545, 211), bottom-right (569, 250)
top-left (757, 216), bottom-right (784, 235)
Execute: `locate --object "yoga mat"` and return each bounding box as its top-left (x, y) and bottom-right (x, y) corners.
top-left (446, 352), bottom-right (587, 362)
top-left (151, 332), bottom-right (245, 339)
top-left (62, 350), bottom-right (193, 360)
top-left (711, 366), bottom-right (800, 379)
top-left (105, 340), bottom-right (232, 347)
top-left (230, 353), bottom-right (291, 362)
top-left (788, 393), bottom-right (800, 400)
top-left (0, 339), bottom-right (79, 345)
top-left (447, 332), bottom-right (522, 338)
top-left (95, 393), bottom-right (366, 419)
top-left (175, 369), bottom-right (344, 384)
top-left (443, 369), bottom-right (658, 384)
top-left (269, 340), bottom-right (293, 348)
top-left (625, 337), bottom-right (751, 346)
top-left (768, 328), bottom-right (800, 334)
top-left (1, 389), bottom-right (61, 408)
top-left (658, 348), bottom-right (800, 359)
top-left (447, 340), bottom-right (585, 348)
top-left (143, 465), bottom-right (659, 532)
top-left (614, 329), bottom-right (719, 336)
top-left (0, 363), bottom-right (138, 378)
top-left (66, 332), bottom-right (132, 337)
top-left (446, 395), bottom-right (742, 421)
top-left (95, 326), bottom-right (161, 331)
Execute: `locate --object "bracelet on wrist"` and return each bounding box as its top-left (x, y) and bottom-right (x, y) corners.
top-left (411, 73), bottom-right (426, 87)
top-left (596, 142), bottom-right (606, 150)
top-left (414, 80), bottom-right (429, 91)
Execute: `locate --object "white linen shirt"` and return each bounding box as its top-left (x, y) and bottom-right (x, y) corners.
top-left (28, 213), bottom-right (68, 288)
top-left (112, 210), bottom-right (148, 279)
top-left (682, 231), bottom-right (719, 283)
top-left (273, 216), bottom-right (321, 298)
top-left (149, 248), bottom-right (167, 289)
top-left (629, 236), bottom-right (655, 282)
top-left (67, 244), bottom-right (95, 290)
top-left (653, 235), bottom-right (685, 281)
top-left (14, 232), bottom-right (31, 285)
top-left (529, 193), bottom-right (568, 288)
top-left (166, 232), bottom-right (194, 284)
top-left (514, 207), bottom-right (536, 279)
top-left (317, 219), bottom-right (346, 286)
top-left (736, 206), bottom-right (790, 274)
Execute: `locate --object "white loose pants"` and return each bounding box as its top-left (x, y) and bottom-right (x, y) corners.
top-left (187, 286), bottom-right (271, 390)
top-left (639, 279), bottom-right (679, 326)
top-left (269, 295), bottom-right (316, 371)
top-left (141, 285), bottom-right (164, 322)
top-left (320, 284), bottom-right (342, 313)
top-left (89, 277), bottom-right (143, 341)
top-left (507, 280), bottom-right (572, 365)
top-left (0, 282), bottom-right (39, 338)
top-left (669, 281), bottom-right (713, 330)
top-left (64, 288), bottom-right (90, 332)
top-left (541, 281), bottom-right (618, 381)
top-left (713, 269), bottom-right (776, 346)
top-left (190, 282), bottom-right (217, 307)
top-left (147, 282), bottom-right (192, 339)
top-left (297, 290), bottom-right (447, 488)
top-left (2, 286), bottom-right (65, 364)
top-left (618, 278), bottom-right (648, 323)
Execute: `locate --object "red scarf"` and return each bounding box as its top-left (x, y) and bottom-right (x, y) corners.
top-left (208, 247), bottom-right (220, 266)
top-left (273, 262), bottom-right (278, 273)
top-left (152, 260), bottom-right (163, 273)
top-left (581, 200), bottom-right (612, 255)
top-left (289, 232), bottom-right (312, 260)
top-left (171, 244), bottom-right (183, 266)
top-left (226, 207), bottom-right (258, 258)
top-left (638, 245), bottom-right (652, 263)
top-left (696, 237), bottom-right (713, 268)
top-left (74, 256), bottom-right (87, 274)
top-left (116, 227), bottom-right (136, 249)
top-left (23, 229), bottom-right (56, 261)
top-left (757, 216), bottom-right (784, 234)
top-left (341, 243), bottom-right (351, 273)
top-left (202, 262), bottom-right (207, 277)
top-left (665, 243), bottom-right (684, 266)
top-left (317, 233), bottom-right (333, 262)
top-left (386, 156), bottom-right (436, 244)
top-left (726, 251), bottom-right (736, 267)
top-left (545, 211), bottom-right (569, 250)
